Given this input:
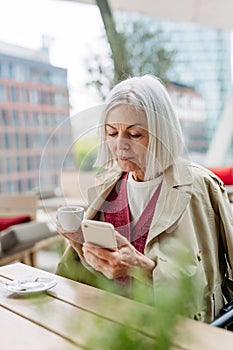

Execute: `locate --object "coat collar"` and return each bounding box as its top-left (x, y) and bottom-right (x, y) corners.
top-left (87, 159), bottom-right (194, 242)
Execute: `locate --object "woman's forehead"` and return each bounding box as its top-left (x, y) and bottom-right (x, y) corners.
top-left (106, 104), bottom-right (147, 126)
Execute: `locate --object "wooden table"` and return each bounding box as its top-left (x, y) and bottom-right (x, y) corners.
top-left (1, 263), bottom-right (233, 349)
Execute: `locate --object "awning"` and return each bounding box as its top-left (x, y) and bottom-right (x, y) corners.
top-left (64, 0), bottom-right (233, 30)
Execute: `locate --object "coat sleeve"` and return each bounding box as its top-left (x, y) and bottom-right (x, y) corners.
top-left (213, 180), bottom-right (233, 269)
top-left (209, 176), bottom-right (233, 301)
top-left (56, 245), bottom-right (95, 282)
top-left (55, 244), bottom-right (114, 290)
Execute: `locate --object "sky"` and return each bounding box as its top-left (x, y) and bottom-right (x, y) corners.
top-left (0, 0), bottom-right (105, 113)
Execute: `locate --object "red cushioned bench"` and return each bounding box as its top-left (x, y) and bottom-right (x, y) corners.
top-left (0, 216), bottom-right (31, 231)
top-left (208, 166), bottom-right (233, 202)
top-left (0, 194), bottom-right (64, 267)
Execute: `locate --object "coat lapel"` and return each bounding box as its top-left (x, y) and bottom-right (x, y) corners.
top-left (86, 170), bottom-right (122, 220)
top-left (146, 159), bottom-right (193, 246)
top-left (146, 184), bottom-right (192, 245)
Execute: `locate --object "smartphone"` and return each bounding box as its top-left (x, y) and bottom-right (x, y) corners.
top-left (81, 220), bottom-right (117, 251)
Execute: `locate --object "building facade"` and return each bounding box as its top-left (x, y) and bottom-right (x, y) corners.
top-left (120, 15), bottom-right (232, 162)
top-left (0, 41), bottom-right (74, 194)
top-left (167, 82), bottom-right (207, 162)
top-left (157, 20), bottom-right (232, 151)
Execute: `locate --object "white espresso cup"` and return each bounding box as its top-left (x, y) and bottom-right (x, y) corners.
top-left (57, 205), bottom-right (84, 231)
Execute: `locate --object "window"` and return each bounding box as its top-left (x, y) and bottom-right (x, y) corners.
top-left (15, 65), bottom-right (26, 81)
top-left (27, 179), bottom-right (33, 191)
top-left (17, 180), bottom-right (22, 192)
top-left (16, 157), bottom-right (21, 171)
top-left (38, 90), bottom-right (46, 104)
top-left (9, 63), bottom-right (15, 79)
top-left (33, 133), bottom-right (41, 148)
top-left (36, 155), bottom-right (41, 168)
top-left (32, 112), bottom-right (39, 125)
top-left (10, 86), bottom-right (17, 102)
top-left (0, 132), bottom-right (4, 148)
top-left (18, 134), bottom-right (25, 148)
top-left (39, 113), bottom-right (47, 127)
top-left (29, 89), bottom-right (38, 104)
top-left (12, 110), bottom-right (19, 125)
top-left (25, 134), bottom-right (31, 148)
top-left (20, 88), bottom-right (28, 103)
top-left (0, 85), bottom-right (6, 102)
top-left (48, 92), bottom-right (55, 105)
top-left (7, 181), bottom-right (14, 193)
top-left (4, 134), bottom-right (9, 148)
top-left (15, 133), bottom-right (20, 148)
top-left (26, 156), bottom-right (31, 170)
top-left (1, 109), bottom-right (8, 124)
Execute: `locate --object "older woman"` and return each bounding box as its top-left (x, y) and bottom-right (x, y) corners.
top-left (56, 75), bottom-right (233, 323)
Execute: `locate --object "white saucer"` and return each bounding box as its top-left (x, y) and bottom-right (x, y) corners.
top-left (5, 277), bottom-right (57, 295)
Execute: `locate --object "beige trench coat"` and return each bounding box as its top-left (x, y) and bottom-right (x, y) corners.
top-left (56, 160), bottom-right (233, 323)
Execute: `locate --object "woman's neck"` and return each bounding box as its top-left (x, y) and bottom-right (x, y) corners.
top-left (132, 171), bottom-right (145, 182)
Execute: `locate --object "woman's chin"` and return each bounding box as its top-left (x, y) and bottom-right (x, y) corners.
top-left (117, 161), bottom-right (132, 171)
top-left (117, 160), bottom-right (139, 173)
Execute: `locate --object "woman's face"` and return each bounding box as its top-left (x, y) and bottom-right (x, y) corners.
top-left (105, 104), bottom-right (149, 181)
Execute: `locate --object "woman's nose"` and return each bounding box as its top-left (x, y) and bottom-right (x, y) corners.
top-left (116, 136), bottom-right (129, 150)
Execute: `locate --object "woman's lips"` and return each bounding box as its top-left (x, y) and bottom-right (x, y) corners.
top-left (118, 156), bottom-right (134, 161)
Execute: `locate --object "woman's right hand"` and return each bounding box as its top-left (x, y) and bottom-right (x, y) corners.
top-left (56, 219), bottom-right (85, 258)
top-left (56, 219), bottom-right (84, 244)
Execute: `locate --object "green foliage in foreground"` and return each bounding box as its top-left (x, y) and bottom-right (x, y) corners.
top-left (75, 249), bottom-right (199, 350)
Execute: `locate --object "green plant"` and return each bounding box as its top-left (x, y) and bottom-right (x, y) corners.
top-left (80, 249), bottom-right (199, 350)
top-left (85, 15), bottom-right (176, 100)
top-left (74, 135), bottom-right (99, 171)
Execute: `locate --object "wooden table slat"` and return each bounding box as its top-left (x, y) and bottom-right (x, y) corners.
top-left (0, 305), bottom-right (83, 350)
top-left (0, 264), bottom-right (157, 348)
top-left (1, 263), bottom-right (233, 350)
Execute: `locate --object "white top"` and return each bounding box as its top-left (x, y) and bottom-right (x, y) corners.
top-left (127, 172), bottom-right (163, 223)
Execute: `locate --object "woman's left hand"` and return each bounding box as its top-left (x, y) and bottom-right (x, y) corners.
top-left (82, 231), bottom-right (155, 279)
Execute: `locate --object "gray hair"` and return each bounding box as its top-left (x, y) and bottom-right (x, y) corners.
top-left (95, 75), bottom-right (184, 180)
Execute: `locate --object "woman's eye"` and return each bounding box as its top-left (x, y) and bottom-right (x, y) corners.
top-left (129, 134), bottom-right (141, 138)
top-left (107, 132), bottom-right (118, 137)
